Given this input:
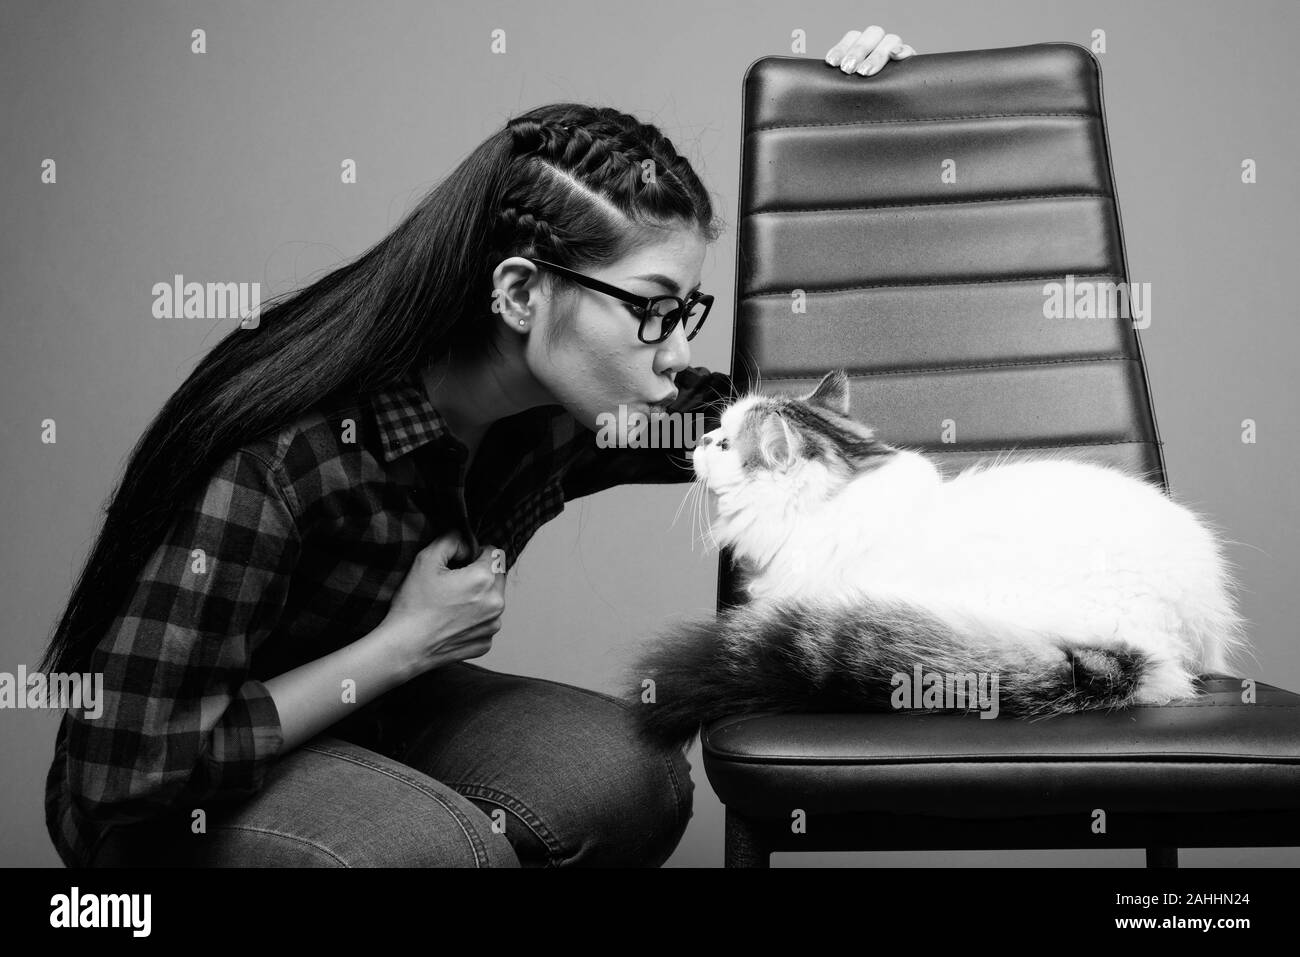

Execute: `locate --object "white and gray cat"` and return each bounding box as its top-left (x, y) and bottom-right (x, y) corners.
top-left (629, 369), bottom-right (1250, 748)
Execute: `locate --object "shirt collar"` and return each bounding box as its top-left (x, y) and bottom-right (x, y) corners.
top-left (366, 367), bottom-right (573, 464)
top-left (366, 368), bottom-right (458, 463)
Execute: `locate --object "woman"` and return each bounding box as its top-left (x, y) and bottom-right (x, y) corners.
top-left (39, 28), bottom-right (915, 868)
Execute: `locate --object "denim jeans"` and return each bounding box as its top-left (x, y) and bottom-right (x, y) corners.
top-left (83, 661), bottom-right (695, 867)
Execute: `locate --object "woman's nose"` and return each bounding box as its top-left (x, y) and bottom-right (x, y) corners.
top-left (659, 319), bottom-right (691, 368)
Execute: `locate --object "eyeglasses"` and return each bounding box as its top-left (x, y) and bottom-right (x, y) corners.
top-left (526, 257), bottom-right (714, 344)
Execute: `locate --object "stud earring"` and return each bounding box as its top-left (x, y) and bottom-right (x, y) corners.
top-left (518, 319), bottom-right (526, 326)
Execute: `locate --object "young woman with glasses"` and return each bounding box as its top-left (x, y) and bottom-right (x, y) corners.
top-left (39, 29), bottom-right (914, 868)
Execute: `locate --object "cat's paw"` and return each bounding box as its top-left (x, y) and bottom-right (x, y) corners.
top-left (1130, 660), bottom-right (1198, 706)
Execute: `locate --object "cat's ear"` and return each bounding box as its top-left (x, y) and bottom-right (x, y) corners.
top-left (758, 412), bottom-right (799, 471)
top-left (804, 369), bottom-right (850, 416)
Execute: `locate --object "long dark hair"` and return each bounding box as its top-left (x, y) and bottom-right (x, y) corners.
top-left (38, 103), bottom-right (724, 677)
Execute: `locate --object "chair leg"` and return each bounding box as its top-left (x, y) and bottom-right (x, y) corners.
top-left (1146, 846), bottom-right (1179, 868)
top-left (725, 808), bottom-right (770, 867)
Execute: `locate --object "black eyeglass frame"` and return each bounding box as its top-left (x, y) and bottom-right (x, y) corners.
top-left (525, 257), bottom-right (714, 344)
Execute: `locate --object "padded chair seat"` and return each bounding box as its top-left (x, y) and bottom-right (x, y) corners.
top-left (703, 676), bottom-right (1300, 820)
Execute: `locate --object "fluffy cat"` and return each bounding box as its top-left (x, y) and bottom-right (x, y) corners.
top-left (628, 369), bottom-right (1250, 749)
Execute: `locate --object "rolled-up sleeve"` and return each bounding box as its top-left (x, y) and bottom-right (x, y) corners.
top-left (64, 446), bottom-right (301, 826)
top-left (560, 366), bottom-right (738, 501)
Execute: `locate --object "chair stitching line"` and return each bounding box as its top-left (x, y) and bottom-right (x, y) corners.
top-left (300, 743), bottom-right (490, 868)
top-left (749, 192), bottom-right (1110, 214)
top-left (712, 758), bottom-right (1300, 767)
top-left (922, 439), bottom-right (1151, 453)
top-left (706, 749), bottom-right (1300, 763)
top-left (757, 355), bottom-right (1134, 380)
top-left (741, 272), bottom-right (1125, 295)
top-left (748, 112), bottom-right (1099, 134)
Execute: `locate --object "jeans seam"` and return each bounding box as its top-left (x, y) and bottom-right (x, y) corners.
top-left (207, 824), bottom-right (350, 867)
top-left (661, 748), bottom-right (690, 833)
top-left (301, 742), bottom-right (492, 867)
top-left (443, 781), bottom-right (566, 867)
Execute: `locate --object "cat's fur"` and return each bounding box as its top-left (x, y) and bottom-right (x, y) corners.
top-left (628, 370), bottom-right (1249, 750)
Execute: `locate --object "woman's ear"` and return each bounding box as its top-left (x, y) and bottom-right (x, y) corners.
top-left (758, 412), bottom-right (799, 471)
top-left (490, 256), bottom-right (545, 330)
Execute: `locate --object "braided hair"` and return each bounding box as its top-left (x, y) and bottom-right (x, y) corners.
top-left (478, 105), bottom-right (724, 351)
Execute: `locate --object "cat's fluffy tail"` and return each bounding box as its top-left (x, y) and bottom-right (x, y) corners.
top-left (626, 596), bottom-right (1152, 750)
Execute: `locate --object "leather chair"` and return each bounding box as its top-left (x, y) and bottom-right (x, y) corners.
top-left (707, 42), bottom-right (1300, 867)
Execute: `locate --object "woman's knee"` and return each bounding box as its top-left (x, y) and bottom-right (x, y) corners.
top-left (88, 736), bottom-right (520, 868)
top-left (531, 706), bottom-right (696, 867)
top-left (612, 739), bottom-right (695, 868)
top-left (368, 666), bottom-right (698, 866)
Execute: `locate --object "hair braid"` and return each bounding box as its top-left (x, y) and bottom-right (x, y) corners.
top-left (474, 103), bottom-right (724, 349)
top-left (491, 204), bottom-right (566, 262)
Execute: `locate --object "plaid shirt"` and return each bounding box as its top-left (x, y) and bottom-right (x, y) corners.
top-left (45, 364), bottom-right (735, 867)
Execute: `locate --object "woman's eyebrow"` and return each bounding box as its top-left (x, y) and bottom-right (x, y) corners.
top-left (632, 272), bottom-right (703, 296)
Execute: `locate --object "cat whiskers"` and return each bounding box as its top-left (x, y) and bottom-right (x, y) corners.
top-left (668, 473), bottom-right (717, 555)
top-left (691, 477), bottom-right (721, 554)
top-left (669, 471), bottom-right (698, 530)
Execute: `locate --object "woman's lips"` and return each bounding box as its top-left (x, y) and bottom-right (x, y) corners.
top-left (644, 391), bottom-right (678, 413)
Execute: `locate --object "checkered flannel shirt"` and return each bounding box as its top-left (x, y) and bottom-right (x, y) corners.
top-left (45, 364), bottom-right (735, 867)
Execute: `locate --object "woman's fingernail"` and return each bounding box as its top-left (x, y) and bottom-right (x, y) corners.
top-left (864, 61), bottom-right (879, 76)
top-left (841, 56), bottom-right (856, 72)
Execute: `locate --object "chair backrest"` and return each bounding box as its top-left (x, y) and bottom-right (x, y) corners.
top-left (719, 42), bottom-right (1166, 613)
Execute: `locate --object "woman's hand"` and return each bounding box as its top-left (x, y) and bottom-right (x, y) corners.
top-left (825, 26), bottom-right (916, 76)
top-left (380, 530), bottom-right (507, 678)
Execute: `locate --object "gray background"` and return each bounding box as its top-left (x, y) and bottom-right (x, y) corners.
top-left (2, 0), bottom-right (1297, 867)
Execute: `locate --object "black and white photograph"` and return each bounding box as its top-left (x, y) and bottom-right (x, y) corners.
top-left (1, 0), bottom-right (1296, 929)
